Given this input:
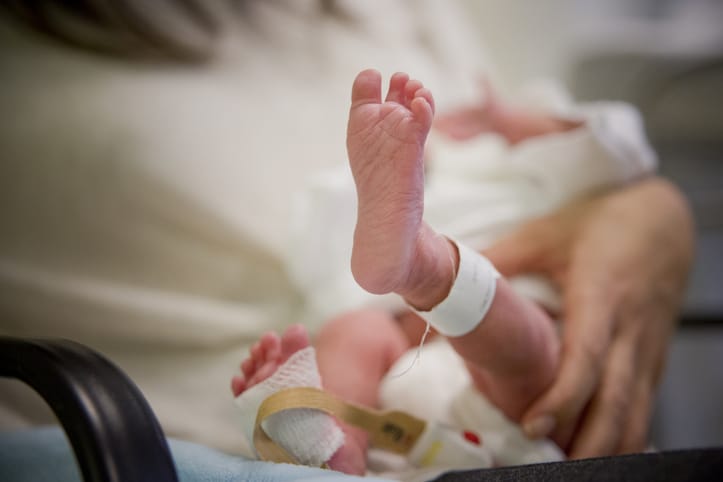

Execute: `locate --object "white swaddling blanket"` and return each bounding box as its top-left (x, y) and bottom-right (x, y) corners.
top-left (372, 340), bottom-right (564, 481)
top-left (284, 95), bottom-right (657, 479)
top-left (288, 97), bottom-right (657, 321)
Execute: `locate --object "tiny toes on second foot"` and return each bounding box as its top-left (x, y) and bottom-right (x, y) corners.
top-left (231, 376), bottom-right (245, 396)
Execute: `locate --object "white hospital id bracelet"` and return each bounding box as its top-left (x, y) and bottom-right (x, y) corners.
top-left (414, 241), bottom-right (501, 337)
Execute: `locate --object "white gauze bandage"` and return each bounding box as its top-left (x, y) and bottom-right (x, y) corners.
top-left (414, 240), bottom-right (500, 337)
top-left (233, 346), bottom-right (344, 466)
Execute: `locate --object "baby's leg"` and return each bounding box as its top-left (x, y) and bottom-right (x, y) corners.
top-left (315, 309), bottom-right (413, 472)
top-left (347, 69), bottom-right (559, 421)
top-left (347, 69), bottom-right (450, 302)
top-left (315, 308), bottom-right (413, 411)
top-left (232, 316), bottom-right (411, 475)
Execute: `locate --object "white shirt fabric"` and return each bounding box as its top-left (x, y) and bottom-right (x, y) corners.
top-left (0, 0), bottom-right (489, 453)
top-left (0, 0), bottom-right (655, 459)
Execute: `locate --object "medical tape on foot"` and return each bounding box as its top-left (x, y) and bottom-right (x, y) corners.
top-left (414, 240), bottom-right (500, 337)
top-left (255, 386), bottom-right (492, 469)
top-left (233, 346), bottom-right (344, 467)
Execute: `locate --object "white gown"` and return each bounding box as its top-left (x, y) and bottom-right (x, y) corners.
top-left (0, 0), bottom-right (655, 464)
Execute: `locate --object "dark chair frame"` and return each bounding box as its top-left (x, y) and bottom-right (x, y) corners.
top-left (2, 336), bottom-right (722, 482)
top-left (0, 337), bottom-right (178, 482)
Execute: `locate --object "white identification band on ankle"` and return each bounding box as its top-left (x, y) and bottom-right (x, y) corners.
top-left (413, 241), bottom-right (500, 337)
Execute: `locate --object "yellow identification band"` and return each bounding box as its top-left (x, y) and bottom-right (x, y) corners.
top-left (253, 387), bottom-right (427, 465)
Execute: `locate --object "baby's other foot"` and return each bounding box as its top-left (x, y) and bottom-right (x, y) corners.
top-left (347, 69), bottom-right (435, 295)
top-left (231, 324), bottom-right (310, 397)
top-left (231, 324), bottom-right (367, 475)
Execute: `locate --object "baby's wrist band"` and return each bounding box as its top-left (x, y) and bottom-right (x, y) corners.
top-left (412, 240), bottom-right (500, 337)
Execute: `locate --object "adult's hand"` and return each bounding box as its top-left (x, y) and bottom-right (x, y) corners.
top-left (484, 177), bottom-right (695, 458)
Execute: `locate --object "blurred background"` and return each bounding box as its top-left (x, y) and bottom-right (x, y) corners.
top-left (463, 0), bottom-right (723, 452)
top-left (1, 0), bottom-right (719, 460)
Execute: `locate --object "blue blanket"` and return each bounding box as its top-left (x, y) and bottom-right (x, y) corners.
top-left (0, 427), bottom-right (396, 482)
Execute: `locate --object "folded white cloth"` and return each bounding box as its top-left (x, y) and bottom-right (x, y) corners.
top-left (378, 340), bottom-right (564, 471)
top-left (289, 99), bottom-right (657, 320)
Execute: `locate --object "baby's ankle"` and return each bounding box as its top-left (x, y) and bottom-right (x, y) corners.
top-left (401, 231), bottom-right (458, 311)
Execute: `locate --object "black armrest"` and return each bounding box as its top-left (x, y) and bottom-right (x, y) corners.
top-left (432, 448), bottom-right (723, 481)
top-left (0, 337), bottom-right (178, 482)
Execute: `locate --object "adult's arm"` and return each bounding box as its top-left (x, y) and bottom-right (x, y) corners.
top-left (484, 177), bottom-right (695, 458)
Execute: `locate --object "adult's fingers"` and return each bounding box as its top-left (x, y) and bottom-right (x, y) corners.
top-left (567, 333), bottom-right (637, 458)
top-left (617, 313), bottom-right (661, 454)
top-left (521, 270), bottom-right (616, 450)
top-left (617, 376), bottom-right (654, 454)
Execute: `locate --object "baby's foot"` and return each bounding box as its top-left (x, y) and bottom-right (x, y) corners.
top-left (231, 324), bottom-right (310, 397)
top-left (231, 325), bottom-right (366, 475)
top-left (347, 69), bottom-right (438, 297)
top-left (346, 72), bottom-right (559, 425)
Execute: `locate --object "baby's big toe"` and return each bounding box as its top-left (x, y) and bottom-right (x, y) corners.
top-left (351, 69), bottom-right (382, 106)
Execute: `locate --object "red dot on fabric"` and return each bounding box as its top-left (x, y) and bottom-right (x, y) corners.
top-left (463, 430), bottom-right (481, 445)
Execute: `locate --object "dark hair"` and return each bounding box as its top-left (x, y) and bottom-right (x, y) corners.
top-left (1, 0), bottom-right (226, 62)
top-left (2, 0), bottom-right (349, 62)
